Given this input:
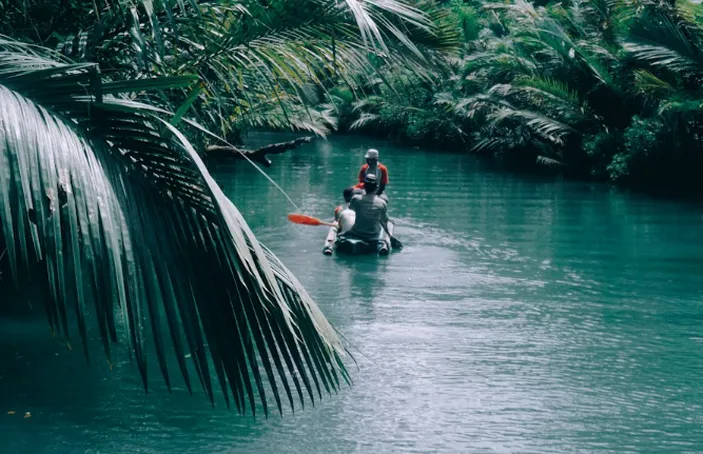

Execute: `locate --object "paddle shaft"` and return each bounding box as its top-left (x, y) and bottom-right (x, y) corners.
top-left (382, 220), bottom-right (403, 249)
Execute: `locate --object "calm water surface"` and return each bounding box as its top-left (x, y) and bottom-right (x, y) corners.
top-left (2, 133), bottom-right (703, 453)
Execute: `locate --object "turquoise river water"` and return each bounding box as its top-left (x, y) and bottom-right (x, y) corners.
top-left (1, 133), bottom-right (703, 453)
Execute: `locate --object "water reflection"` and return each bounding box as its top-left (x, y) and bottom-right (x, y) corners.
top-left (333, 254), bottom-right (388, 308)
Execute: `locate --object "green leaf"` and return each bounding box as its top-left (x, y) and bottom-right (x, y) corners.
top-left (0, 40), bottom-right (350, 416)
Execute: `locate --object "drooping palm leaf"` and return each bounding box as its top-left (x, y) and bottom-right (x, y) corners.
top-left (622, 1), bottom-right (703, 78)
top-left (622, 42), bottom-right (703, 75)
top-left (633, 68), bottom-right (676, 96)
top-left (349, 112), bottom-right (381, 130)
top-left (0, 39), bottom-right (349, 417)
top-left (463, 48), bottom-right (538, 78)
top-left (487, 107), bottom-right (576, 144)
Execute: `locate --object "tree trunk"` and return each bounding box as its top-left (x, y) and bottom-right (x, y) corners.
top-left (205, 136), bottom-right (315, 167)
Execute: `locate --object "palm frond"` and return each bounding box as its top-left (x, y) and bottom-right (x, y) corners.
top-left (534, 17), bottom-right (618, 88)
top-left (238, 99), bottom-right (339, 136)
top-left (488, 107), bottom-right (576, 144)
top-left (483, 0), bottom-right (539, 24)
top-left (470, 123), bottom-right (538, 154)
top-left (433, 92), bottom-right (510, 119)
top-left (623, 3), bottom-right (703, 77)
top-left (349, 112), bottom-right (381, 129)
top-left (463, 48), bottom-right (537, 81)
top-left (489, 77), bottom-right (578, 106)
top-left (633, 68), bottom-right (676, 96)
top-left (44, 0), bottom-right (459, 139)
top-left (622, 41), bottom-right (703, 74)
top-left (515, 76), bottom-right (582, 104)
top-left (0, 40), bottom-right (349, 416)
top-left (536, 155), bottom-right (567, 168)
top-left (657, 98), bottom-right (703, 116)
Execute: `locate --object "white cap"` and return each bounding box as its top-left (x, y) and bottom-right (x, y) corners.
top-left (365, 148), bottom-right (379, 159)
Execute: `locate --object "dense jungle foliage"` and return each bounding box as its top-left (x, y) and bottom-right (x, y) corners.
top-left (337, 0), bottom-right (703, 194)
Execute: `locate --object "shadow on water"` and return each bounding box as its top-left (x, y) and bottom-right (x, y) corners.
top-left (0, 301), bottom-right (112, 451)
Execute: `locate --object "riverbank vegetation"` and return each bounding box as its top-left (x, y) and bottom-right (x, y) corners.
top-left (0, 0), bottom-right (458, 414)
top-left (336, 0), bottom-right (703, 194)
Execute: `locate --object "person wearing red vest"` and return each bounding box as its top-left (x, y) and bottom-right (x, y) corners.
top-left (354, 148), bottom-right (389, 196)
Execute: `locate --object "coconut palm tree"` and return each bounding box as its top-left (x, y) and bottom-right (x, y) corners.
top-left (0, 0), bottom-right (460, 417)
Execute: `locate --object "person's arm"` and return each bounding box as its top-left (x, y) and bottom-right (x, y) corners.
top-left (377, 166), bottom-right (389, 196)
top-left (357, 165), bottom-right (367, 184)
top-left (349, 196), bottom-right (359, 213)
top-left (380, 200), bottom-right (389, 228)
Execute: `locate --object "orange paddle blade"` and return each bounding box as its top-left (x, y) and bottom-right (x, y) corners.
top-left (287, 213), bottom-right (336, 227)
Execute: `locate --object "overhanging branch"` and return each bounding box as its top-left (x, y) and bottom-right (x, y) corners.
top-left (205, 136), bottom-right (314, 166)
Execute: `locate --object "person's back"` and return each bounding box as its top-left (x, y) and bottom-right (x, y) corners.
top-left (348, 175), bottom-right (388, 241)
top-left (354, 148), bottom-right (389, 196)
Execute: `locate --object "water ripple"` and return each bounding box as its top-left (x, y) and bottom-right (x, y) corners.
top-left (3, 135), bottom-right (703, 453)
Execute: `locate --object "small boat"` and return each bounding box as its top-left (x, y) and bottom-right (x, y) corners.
top-left (322, 204), bottom-right (394, 256)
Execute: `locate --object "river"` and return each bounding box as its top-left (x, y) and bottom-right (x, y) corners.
top-left (2, 133), bottom-right (703, 453)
